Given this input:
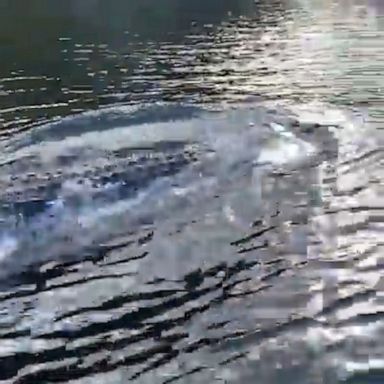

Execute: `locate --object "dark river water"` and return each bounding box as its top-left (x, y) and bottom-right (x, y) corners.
top-left (0, 0), bottom-right (383, 383)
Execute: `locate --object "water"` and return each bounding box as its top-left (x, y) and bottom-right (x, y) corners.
top-left (0, 0), bottom-right (383, 383)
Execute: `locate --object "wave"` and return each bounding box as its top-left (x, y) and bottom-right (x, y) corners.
top-left (0, 103), bottom-right (316, 280)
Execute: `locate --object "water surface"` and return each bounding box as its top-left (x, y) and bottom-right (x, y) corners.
top-left (0, 1), bottom-right (383, 383)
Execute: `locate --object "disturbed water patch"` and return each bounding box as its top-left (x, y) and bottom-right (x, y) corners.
top-left (2, 101), bottom-right (380, 384)
top-left (0, 103), bottom-right (321, 281)
top-left (0, 0), bottom-right (384, 382)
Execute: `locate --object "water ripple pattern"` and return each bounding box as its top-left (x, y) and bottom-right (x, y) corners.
top-left (0, 0), bottom-right (383, 383)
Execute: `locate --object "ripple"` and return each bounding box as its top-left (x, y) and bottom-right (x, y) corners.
top-left (0, 0), bottom-right (383, 382)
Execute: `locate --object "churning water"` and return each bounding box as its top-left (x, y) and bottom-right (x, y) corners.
top-left (0, 0), bottom-right (383, 383)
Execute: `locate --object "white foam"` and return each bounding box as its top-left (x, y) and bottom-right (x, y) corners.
top-left (257, 133), bottom-right (315, 165)
top-left (0, 236), bottom-right (18, 263)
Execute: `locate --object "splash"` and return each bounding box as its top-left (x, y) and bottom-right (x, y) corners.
top-left (0, 104), bottom-right (317, 278)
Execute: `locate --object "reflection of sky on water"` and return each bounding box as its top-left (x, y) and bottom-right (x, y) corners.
top-left (2, 0), bottom-right (383, 131)
top-left (170, 0), bottom-right (384, 107)
top-left (0, 1), bottom-right (383, 383)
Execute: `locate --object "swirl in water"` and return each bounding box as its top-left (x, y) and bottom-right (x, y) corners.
top-left (0, 104), bottom-right (316, 276)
